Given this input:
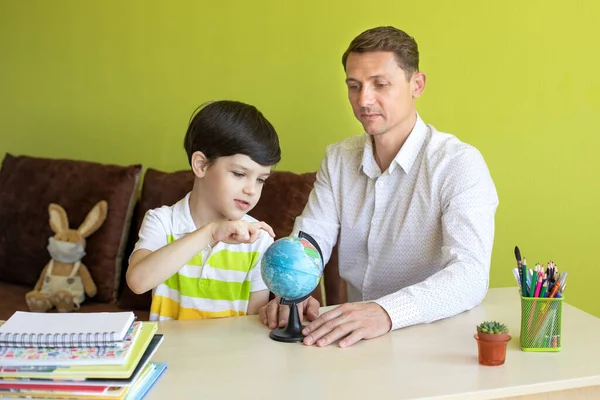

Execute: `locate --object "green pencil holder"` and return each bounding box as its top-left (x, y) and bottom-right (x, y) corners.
top-left (520, 296), bottom-right (563, 352)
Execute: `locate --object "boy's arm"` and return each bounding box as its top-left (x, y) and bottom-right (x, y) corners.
top-left (247, 290), bottom-right (270, 315)
top-left (127, 223), bottom-right (216, 294)
top-left (127, 212), bottom-right (276, 295)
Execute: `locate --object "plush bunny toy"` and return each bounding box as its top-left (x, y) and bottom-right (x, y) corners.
top-left (25, 201), bottom-right (108, 313)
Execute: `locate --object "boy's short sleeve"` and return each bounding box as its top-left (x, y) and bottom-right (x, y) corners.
top-left (131, 208), bottom-right (169, 258)
top-left (249, 232), bottom-right (273, 292)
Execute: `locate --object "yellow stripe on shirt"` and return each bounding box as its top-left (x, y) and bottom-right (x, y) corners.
top-left (150, 295), bottom-right (246, 320)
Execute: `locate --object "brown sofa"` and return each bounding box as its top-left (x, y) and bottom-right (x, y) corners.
top-left (0, 153), bottom-right (346, 322)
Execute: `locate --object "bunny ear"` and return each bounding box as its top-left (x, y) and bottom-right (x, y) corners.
top-left (48, 204), bottom-right (69, 234)
top-left (78, 200), bottom-right (108, 238)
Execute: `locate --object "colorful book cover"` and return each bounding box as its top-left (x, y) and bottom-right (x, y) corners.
top-left (0, 355), bottom-right (167, 399)
top-left (0, 322), bottom-right (142, 367)
top-left (0, 323), bottom-right (159, 380)
top-left (0, 385), bottom-right (127, 399)
top-left (0, 382), bottom-right (108, 392)
top-left (124, 362), bottom-right (167, 400)
top-left (0, 334), bottom-right (163, 387)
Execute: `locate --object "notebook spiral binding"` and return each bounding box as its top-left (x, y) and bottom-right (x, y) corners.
top-left (0, 331), bottom-right (118, 348)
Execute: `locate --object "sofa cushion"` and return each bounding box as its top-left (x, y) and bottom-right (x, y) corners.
top-left (0, 153), bottom-right (142, 303)
top-left (118, 168), bottom-right (193, 311)
top-left (119, 168), bottom-right (334, 310)
top-left (0, 282), bottom-right (149, 322)
top-left (251, 171), bottom-right (317, 239)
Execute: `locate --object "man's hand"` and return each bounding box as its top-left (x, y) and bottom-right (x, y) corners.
top-left (259, 296), bottom-right (320, 329)
top-left (302, 302), bottom-right (392, 348)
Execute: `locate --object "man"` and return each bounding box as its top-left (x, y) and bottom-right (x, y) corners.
top-left (259, 26), bottom-right (498, 347)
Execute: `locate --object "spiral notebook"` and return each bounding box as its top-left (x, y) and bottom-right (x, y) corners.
top-left (0, 311), bottom-right (136, 348)
top-left (0, 322), bottom-right (143, 367)
top-left (0, 325), bottom-right (160, 380)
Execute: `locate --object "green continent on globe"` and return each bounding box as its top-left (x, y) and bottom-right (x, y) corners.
top-left (303, 246), bottom-right (320, 261)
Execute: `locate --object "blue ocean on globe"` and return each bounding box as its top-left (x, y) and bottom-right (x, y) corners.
top-left (261, 236), bottom-right (324, 300)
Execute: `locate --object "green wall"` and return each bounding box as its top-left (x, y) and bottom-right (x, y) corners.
top-left (1, 1), bottom-right (599, 317)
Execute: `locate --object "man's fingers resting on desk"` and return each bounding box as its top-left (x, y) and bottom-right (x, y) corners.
top-left (300, 296), bottom-right (320, 322)
top-left (302, 302), bottom-right (392, 348)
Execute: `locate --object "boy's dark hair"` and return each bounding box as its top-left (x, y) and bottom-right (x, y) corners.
top-left (183, 100), bottom-right (281, 166)
top-left (341, 26), bottom-right (419, 80)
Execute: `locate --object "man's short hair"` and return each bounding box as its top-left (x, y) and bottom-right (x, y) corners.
top-left (342, 26), bottom-right (419, 80)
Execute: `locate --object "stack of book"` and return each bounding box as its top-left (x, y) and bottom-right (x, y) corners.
top-left (0, 311), bottom-right (165, 400)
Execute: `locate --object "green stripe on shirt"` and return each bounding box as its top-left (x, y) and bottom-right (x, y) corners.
top-left (166, 235), bottom-right (261, 270)
top-left (164, 274), bottom-right (252, 301)
top-left (206, 250), bottom-right (260, 272)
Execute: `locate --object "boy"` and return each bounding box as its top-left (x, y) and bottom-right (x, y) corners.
top-left (127, 100), bottom-right (281, 321)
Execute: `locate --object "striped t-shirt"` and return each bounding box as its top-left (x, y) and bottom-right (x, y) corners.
top-left (132, 192), bottom-right (271, 321)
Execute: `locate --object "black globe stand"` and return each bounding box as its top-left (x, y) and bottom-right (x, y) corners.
top-left (269, 293), bottom-right (311, 343)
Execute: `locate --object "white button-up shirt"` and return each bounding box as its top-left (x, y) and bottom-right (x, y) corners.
top-left (293, 114), bottom-right (499, 330)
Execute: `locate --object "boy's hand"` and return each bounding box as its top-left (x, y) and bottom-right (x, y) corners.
top-left (211, 220), bottom-right (275, 245)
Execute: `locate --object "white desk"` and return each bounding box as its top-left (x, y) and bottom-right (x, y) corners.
top-left (147, 288), bottom-right (600, 399)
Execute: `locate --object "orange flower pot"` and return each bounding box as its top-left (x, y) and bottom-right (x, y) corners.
top-left (474, 333), bottom-right (511, 366)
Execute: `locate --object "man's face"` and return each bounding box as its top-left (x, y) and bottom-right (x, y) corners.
top-left (345, 51), bottom-right (425, 138)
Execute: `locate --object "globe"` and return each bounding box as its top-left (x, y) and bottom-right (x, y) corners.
top-left (261, 235), bottom-right (324, 300)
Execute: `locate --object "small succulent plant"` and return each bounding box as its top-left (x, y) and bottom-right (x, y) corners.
top-left (477, 321), bottom-right (508, 334)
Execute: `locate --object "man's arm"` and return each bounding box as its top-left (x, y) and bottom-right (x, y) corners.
top-left (374, 147), bottom-right (498, 330)
top-left (291, 151), bottom-right (340, 264)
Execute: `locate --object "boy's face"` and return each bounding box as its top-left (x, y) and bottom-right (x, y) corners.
top-left (202, 154), bottom-right (271, 221)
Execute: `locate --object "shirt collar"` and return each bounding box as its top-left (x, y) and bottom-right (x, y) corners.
top-left (171, 192), bottom-right (197, 235)
top-left (395, 113), bottom-right (428, 174)
top-left (360, 113), bottom-right (428, 178)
